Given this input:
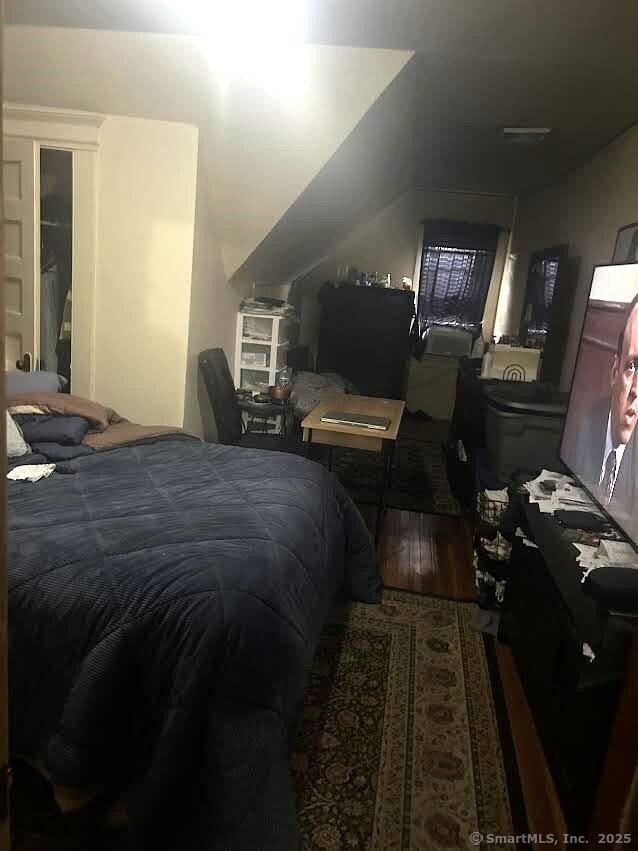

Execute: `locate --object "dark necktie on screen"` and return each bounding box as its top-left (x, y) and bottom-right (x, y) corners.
top-left (602, 449), bottom-right (618, 504)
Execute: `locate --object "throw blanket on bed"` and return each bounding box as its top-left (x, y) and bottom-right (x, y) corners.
top-left (7, 392), bottom-right (182, 450)
top-left (8, 433), bottom-right (379, 849)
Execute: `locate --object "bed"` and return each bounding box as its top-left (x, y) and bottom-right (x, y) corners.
top-left (7, 394), bottom-right (380, 848)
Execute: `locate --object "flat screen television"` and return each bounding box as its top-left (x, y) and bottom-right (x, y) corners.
top-left (561, 263), bottom-right (638, 544)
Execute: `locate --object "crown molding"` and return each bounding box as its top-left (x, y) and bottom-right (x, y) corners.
top-left (3, 102), bottom-right (105, 150)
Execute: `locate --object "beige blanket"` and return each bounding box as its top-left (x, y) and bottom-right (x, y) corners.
top-left (7, 392), bottom-right (185, 450)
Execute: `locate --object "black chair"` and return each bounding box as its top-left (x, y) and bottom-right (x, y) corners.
top-left (198, 348), bottom-right (305, 454)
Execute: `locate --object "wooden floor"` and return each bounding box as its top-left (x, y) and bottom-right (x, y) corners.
top-left (364, 505), bottom-right (567, 849)
top-left (361, 507), bottom-right (475, 597)
top-left (495, 644), bottom-right (567, 843)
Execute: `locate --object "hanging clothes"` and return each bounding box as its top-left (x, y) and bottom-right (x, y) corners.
top-left (40, 193), bottom-right (72, 385)
top-left (40, 267), bottom-right (60, 374)
top-left (56, 288), bottom-right (72, 385)
top-left (59, 288), bottom-right (72, 342)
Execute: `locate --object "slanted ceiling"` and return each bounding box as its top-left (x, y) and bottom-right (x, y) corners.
top-left (5, 25), bottom-right (411, 284)
top-left (210, 45), bottom-right (412, 278)
top-left (7, 1), bottom-right (638, 285)
top-left (229, 58), bottom-right (419, 285)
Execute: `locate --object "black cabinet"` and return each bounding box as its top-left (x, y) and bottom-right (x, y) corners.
top-left (502, 502), bottom-right (632, 833)
top-left (316, 284), bottom-right (415, 399)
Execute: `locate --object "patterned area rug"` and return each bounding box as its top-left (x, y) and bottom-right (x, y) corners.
top-left (319, 417), bottom-right (461, 516)
top-left (12, 592), bottom-right (520, 850)
top-left (293, 590), bottom-right (522, 850)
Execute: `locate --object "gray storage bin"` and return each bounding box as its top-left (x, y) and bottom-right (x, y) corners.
top-left (484, 383), bottom-right (568, 481)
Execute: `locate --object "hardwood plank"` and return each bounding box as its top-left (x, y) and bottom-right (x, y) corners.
top-left (360, 506), bottom-right (475, 599)
top-left (495, 644), bottom-right (567, 848)
top-left (589, 631), bottom-right (638, 843)
top-left (417, 513), bottom-right (432, 580)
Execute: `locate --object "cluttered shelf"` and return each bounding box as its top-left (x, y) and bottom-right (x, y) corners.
top-left (241, 337), bottom-right (290, 349)
top-left (476, 471), bottom-right (636, 834)
top-left (234, 297), bottom-right (299, 402)
top-left (239, 364), bottom-right (288, 373)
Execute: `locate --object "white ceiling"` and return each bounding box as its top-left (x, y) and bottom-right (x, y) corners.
top-left (7, 0), bottom-right (638, 195)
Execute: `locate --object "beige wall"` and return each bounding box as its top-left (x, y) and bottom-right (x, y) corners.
top-left (507, 123), bottom-right (638, 388)
top-left (182, 145), bottom-right (244, 438)
top-left (93, 116), bottom-right (199, 426)
top-left (5, 25), bottom-right (211, 127)
top-left (296, 188), bottom-right (515, 356)
top-left (214, 45), bottom-right (413, 279)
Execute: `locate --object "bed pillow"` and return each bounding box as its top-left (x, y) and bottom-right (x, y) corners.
top-left (6, 370), bottom-right (67, 396)
top-left (31, 442), bottom-right (95, 461)
top-left (6, 412), bottom-right (31, 458)
top-left (16, 415), bottom-right (90, 446)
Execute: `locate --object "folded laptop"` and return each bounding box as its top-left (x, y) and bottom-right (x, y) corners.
top-left (319, 410), bottom-right (390, 431)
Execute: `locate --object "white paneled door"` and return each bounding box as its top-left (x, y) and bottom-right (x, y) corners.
top-left (3, 138), bottom-right (36, 372)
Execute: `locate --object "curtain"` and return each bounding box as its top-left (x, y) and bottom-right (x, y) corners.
top-left (416, 219), bottom-right (499, 336)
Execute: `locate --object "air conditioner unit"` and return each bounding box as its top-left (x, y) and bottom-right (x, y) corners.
top-left (425, 325), bottom-right (473, 357)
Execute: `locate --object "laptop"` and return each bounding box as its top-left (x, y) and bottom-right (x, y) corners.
top-left (319, 410), bottom-right (391, 431)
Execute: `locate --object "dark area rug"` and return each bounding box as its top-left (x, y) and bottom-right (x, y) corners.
top-left (11, 592), bottom-right (522, 850)
top-left (317, 416), bottom-right (462, 516)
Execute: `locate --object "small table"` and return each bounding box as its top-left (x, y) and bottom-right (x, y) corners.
top-left (301, 394), bottom-right (405, 545)
top-left (238, 397), bottom-right (290, 436)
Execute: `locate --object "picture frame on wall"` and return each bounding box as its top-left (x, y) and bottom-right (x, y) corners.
top-left (612, 222), bottom-right (638, 263)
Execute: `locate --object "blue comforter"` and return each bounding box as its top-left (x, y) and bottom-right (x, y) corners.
top-left (8, 435), bottom-right (380, 848)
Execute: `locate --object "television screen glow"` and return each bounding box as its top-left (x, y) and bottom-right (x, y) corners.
top-left (561, 263), bottom-right (638, 544)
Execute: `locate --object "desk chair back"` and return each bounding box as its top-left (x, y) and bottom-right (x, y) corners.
top-left (199, 348), bottom-right (242, 445)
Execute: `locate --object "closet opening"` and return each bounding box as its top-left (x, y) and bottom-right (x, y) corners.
top-left (40, 147), bottom-right (72, 389)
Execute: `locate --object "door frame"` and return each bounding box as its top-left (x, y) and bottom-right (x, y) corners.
top-left (3, 103), bottom-right (103, 399)
top-left (0, 7), bottom-right (9, 845)
top-left (3, 137), bottom-right (37, 375)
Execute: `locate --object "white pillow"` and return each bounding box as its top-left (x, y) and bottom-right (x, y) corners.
top-left (6, 412), bottom-right (31, 458)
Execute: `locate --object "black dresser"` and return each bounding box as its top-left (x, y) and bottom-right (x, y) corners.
top-left (316, 284), bottom-right (415, 399)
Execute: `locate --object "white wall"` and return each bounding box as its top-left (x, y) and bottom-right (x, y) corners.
top-left (93, 116), bottom-right (199, 426)
top-left (296, 188), bottom-right (515, 356)
top-left (507, 123), bottom-right (638, 388)
top-left (182, 144), bottom-right (244, 438)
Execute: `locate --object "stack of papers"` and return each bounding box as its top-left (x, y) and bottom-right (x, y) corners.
top-left (524, 470), bottom-right (603, 516)
top-left (598, 540), bottom-right (638, 564)
top-left (574, 541), bottom-right (638, 582)
top-left (554, 482), bottom-right (599, 510)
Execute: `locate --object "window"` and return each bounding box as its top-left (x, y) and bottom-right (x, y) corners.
top-left (416, 220), bottom-right (499, 336)
top-left (520, 247), bottom-right (566, 337)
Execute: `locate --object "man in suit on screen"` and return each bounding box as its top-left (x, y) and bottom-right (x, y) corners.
top-left (573, 294), bottom-right (638, 522)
